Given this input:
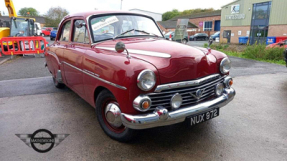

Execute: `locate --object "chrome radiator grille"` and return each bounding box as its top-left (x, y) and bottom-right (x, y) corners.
top-left (147, 74), bottom-right (225, 110)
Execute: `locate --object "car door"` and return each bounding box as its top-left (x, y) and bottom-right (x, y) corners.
top-left (62, 18), bottom-right (88, 96)
top-left (47, 20), bottom-right (71, 80)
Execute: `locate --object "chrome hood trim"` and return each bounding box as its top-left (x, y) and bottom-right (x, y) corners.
top-left (154, 74), bottom-right (221, 92)
top-left (96, 47), bottom-right (171, 58)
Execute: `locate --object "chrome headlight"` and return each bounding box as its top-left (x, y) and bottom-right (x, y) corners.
top-left (137, 69), bottom-right (156, 91)
top-left (220, 57), bottom-right (231, 74)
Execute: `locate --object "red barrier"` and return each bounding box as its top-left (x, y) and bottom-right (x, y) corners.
top-left (0, 36), bottom-right (48, 56)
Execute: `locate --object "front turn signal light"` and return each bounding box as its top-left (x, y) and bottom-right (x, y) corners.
top-left (142, 101), bottom-right (150, 110)
top-left (229, 79), bottom-right (233, 87)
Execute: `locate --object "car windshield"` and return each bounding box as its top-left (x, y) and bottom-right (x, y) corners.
top-left (90, 15), bottom-right (162, 42)
top-left (10, 19), bottom-right (30, 36)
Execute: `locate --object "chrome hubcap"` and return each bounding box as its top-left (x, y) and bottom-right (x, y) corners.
top-left (105, 103), bottom-right (122, 128)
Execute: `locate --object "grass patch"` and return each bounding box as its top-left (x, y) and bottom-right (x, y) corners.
top-left (204, 43), bottom-right (286, 66)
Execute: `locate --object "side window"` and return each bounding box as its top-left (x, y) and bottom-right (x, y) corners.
top-left (73, 20), bottom-right (90, 43)
top-left (60, 21), bottom-right (71, 41)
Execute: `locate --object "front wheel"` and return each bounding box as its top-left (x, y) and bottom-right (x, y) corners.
top-left (53, 77), bottom-right (65, 89)
top-left (41, 33), bottom-right (45, 37)
top-left (96, 90), bottom-right (137, 142)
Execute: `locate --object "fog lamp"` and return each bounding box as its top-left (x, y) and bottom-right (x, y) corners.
top-left (215, 83), bottom-right (224, 96)
top-left (170, 93), bottom-right (182, 110)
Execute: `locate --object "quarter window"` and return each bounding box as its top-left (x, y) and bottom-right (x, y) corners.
top-left (204, 21), bottom-right (212, 31)
top-left (60, 21), bottom-right (71, 41)
top-left (73, 20), bottom-right (90, 43)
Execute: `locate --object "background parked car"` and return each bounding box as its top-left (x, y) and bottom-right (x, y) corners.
top-left (189, 33), bottom-right (209, 41)
top-left (266, 39), bottom-right (287, 48)
top-left (50, 29), bottom-right (57, 40)
top-left (42, 27), bottom-right (53, 36)
top-left (210, 31), bottom-right (220, 40)
top-left (164, 31), bottom-right (189, 44)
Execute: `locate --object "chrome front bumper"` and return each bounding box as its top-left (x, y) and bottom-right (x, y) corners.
top-left (121, 88), bottom-right (235, 129)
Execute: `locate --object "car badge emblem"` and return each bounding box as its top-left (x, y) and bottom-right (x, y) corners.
top-left (190, 89), bottom-right (205, 100)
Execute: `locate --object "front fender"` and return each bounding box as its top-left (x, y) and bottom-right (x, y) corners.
top-left (83, 49), bottom-right (160, 114)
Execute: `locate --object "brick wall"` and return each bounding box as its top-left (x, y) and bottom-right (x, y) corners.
top-left (268, 25), bottom-right (287, 37)
top-left (189, 15), bottom-right (221, 36)
top-left (220, 26), bottom-right (251, 44)
top-left (220, 25), bottom-right (287, 44)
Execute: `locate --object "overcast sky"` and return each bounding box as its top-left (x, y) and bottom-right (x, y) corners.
top-left (0, 0), bottom-right (235, 16)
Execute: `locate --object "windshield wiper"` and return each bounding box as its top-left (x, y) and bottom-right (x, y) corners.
top-left (113, 29), bottom-right (159, 40)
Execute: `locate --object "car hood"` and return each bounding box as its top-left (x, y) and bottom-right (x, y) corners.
top-left (94, 37), bottom-right (219, 84)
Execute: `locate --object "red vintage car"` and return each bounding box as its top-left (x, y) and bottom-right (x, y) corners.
top-left (45, 11), bottom-right (236, 142)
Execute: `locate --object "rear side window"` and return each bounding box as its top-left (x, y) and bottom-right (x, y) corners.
top-left (73, 20), bottom-right (90, 44)
top-left (60, 21), bottom-right (71, 41)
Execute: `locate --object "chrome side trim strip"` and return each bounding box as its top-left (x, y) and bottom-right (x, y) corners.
top-left (96, 47), bottom-right (171, 58)
top-left (154, 74), bottom-right (221, 92)
top-left (62, 61), bottom-right (127, 90)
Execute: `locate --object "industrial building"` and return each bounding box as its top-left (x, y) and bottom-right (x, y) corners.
top-left (220, 0), bottom-right (287, 44)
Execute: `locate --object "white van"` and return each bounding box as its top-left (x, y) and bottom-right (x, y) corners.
top-left (34, 22), bottom-right (43, 36)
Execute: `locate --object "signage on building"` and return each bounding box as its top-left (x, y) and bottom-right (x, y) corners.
top-left (199, 22), bottom-right (203, 27)
top-left (174, 19), bottom-right (188, 41)
top-left (225, 14), bottom-right (245, 20)
top-left (231, 4), bottom-right (240, 14)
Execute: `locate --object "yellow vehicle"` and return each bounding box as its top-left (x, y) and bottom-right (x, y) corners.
top-left (0, 0), bottom-right (36, 50)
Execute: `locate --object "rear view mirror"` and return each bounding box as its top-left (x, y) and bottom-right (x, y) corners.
top-left (75, 21), bottom-right (86, 28)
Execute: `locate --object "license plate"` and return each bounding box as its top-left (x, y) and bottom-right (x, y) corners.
top-left (189, 108), bottom-right (219, 126)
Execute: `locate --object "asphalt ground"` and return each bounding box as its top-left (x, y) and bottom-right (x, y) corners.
top-left (0, 38), bottom-right (287, 160)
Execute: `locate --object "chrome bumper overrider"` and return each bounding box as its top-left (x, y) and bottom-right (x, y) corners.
top-left (121, 88), bottom-right (235, 129)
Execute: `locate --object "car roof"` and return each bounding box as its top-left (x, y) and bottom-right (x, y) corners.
top-left (64, 10), bottom-right (151, 20)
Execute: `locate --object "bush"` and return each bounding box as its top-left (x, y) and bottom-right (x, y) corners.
top-left (244, 43), bottom-right (284, 61)
top-left (264, 47), bottom-right (285, 61)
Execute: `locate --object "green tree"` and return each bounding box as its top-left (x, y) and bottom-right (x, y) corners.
top-left (162, 9), bottom-right (180, 21)
top-left (162, 8), bottom-right (215, 21)
top-left (44, 7), bottom-right (69, 27)
top-left (181, 8), bottom-right (214, 15)
top-left (18, 7), bottom-right (39, 16)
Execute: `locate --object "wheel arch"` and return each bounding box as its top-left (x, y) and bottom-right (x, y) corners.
top-left (94, 86), bottom-right (113, 107)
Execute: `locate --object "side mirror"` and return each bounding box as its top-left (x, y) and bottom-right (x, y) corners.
top-left (115, 42), bottom-right (126, 53)
top-left (75, 21), bottom-right (86, 28)
top-left (208, 38), bottom-right (213, 47)
top-left (115, 42), bottom-right (130, 58)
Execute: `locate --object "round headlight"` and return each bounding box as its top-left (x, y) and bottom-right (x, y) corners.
top-left (137, 69), bottom-right (156, 91)
top-left (215, 83), bottom-right (224, 96)
top-left (220, 57), bottom-right (231, 74)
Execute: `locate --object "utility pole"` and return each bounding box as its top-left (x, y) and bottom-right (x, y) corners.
top-left (120, 0), bottom-right (123, 10)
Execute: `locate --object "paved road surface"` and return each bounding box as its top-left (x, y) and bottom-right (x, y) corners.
top-left (0, 39), bottom-right (287, 160)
